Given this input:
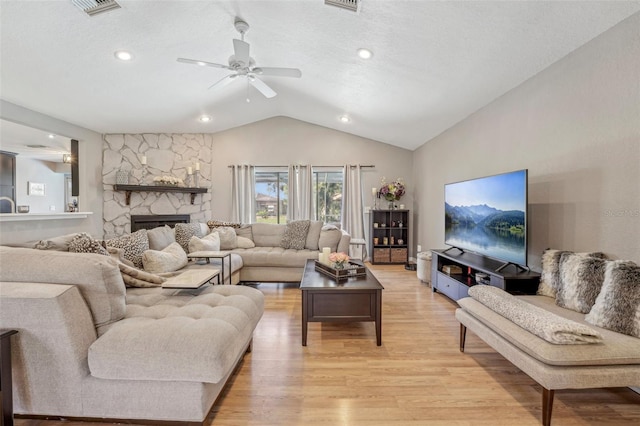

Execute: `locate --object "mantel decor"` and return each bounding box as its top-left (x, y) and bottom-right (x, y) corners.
top-left (113, 184), bottom-right (208, 205)
top-left (314, 260), bottom-right (366, 281)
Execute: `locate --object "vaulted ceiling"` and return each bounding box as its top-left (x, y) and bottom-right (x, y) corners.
top-left (1, 1), bottom-right (639, 150)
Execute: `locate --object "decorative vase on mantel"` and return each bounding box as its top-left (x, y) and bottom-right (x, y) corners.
top-left (388, 201), bottom-right (395, 210)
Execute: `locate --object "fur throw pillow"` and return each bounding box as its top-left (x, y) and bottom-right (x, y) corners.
top-left (556, 253), bottom-right (608, 313)
top-left (585, 260), bottom-right (640, 337)
top-left (537, 249), bottom-right (607, 298)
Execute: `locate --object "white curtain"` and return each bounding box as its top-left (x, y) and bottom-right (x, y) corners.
top-left (341, 164), bottom-right (365, 258)
top-left (231, 165), bottom-right (255, 223)
top-left (287, 164), bottom-right (314, 221)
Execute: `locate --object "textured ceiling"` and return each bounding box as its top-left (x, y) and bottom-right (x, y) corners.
top-left (1, 1), bottom-right (639, 151)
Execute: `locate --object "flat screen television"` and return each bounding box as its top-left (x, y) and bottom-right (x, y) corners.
top-left (444, 169), bottom-right (528, 268)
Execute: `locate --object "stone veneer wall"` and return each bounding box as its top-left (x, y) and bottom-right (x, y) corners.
top-left (102, 134), bottom-right (213, 238)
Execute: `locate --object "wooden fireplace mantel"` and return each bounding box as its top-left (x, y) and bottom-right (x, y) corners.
top-left (113, 184), bottom-right (208, 205)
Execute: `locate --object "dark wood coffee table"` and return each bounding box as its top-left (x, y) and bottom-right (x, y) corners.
top-left (300, 259), bottom-right (384, 346)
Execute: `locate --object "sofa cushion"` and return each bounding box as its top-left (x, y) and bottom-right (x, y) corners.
top-left (174, 223), bottom-right (204, 253)
top-left (142, 242), bottom-right (188, 273)
top-left (0, 246), bottom-right (126, 329)
top-left (281, 220), bottom-right (310, 250)
top-left (105, 229), bottom-right (149, 269)
top-left (217, 226), bottom-right (238, 250)
top-left (556, 253), bottom-right (608, 313)
top-left (89, 285), bottom-right (264, 383)
top-left (188, 232), bottom-right (220, 253)
top-left (458, 295), bottom-right (640, 366)
top-left (147, 225), bottom-right (175, 251)
top-left (68, 233), bottom-right (109, 256)
top-left (586, 260), bottom-right (640, 337)
top-left (305, 220), bottom-right (323, 250)
top-left (537, 249), bottom-right (607, 298)
top-left (251, 223), bottom-right (286, 247)
top-left (318, 225), bottom-right (342, 252)
top-left (232, 246), bottom-right (317, 268)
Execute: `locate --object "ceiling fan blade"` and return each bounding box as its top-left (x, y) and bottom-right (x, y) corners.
top-left (254, 67), bottom-right (302, 78)
top-left (208, 74), bottom-right (238, 90)
top-left (233, 39), bottom-right (250, 66)
top-left (248, 76), bottom-right (276, 98)
top-left (177, 58), bottom-right (230, 69)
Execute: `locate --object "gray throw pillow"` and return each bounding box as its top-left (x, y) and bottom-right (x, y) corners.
top-left (147, 225), bottom-right (176, 251)
top-left (305, 220), bottom-right (323, 250)
top-left (318, 224), bottom-right (342, 253)
top-left (585, 260), bottom-right (640, 337)
top-left (537, 249), bottom-right (607, 298)
top-left (281, 220), bottom-right (310, 250)
top-left (174, 223), bottom-right (204, 253)
top-left (188, 232), bottom-right (221, 253)
top-left (216, 226), bottom-right (238, 250)
top-left (105, 229), bottom-right (149, 268)
top-left (235, 224), bottom-right (253, 241)
top-left (142, 242), bottom-right (188, 274)
top-left (556, 253), bottom-right (608, 313)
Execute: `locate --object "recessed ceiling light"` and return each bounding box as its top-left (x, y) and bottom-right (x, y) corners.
top-left (357, 48), bottom-right (373, 59)
top-left (340, 115), bottom-right (351, 123)
top-left (199, 115), bottom-right (212, 123)
top-left (196, 61), bottom-right (207, 66)
top-left (48, 134), bottom-right (55, 139)
top-left (114, 50), bottom-right (133, 61)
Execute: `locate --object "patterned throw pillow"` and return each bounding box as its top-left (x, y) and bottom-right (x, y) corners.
top-left (556, 253), bottom-right (608, 313)
top-left (174, 223), bottom-right (204, 253)
top-left (142, 242), bottom-right (188, 274)
top-left (105, 229), bottom-right (149, 269)
top-left (537, 249), bottom-right (607, 297)
top-left (585, 260), bottom-right (640, 337)
top-left (207, 219), bottom-right (242, 230)
top-left (188, 232), bottom-right (220, 253)
top-left (68, 233), bottom-right (109, 256)
top-left (281, 220), bottom-right (310, 250)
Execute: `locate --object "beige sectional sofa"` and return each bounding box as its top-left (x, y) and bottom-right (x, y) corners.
top-left (0, 246), bottom-right (264, 425)
top-left (456, 252), bottom-right (640, 426)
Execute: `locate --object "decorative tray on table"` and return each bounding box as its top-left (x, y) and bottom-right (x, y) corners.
top-left (314, 260), bottom-right (366, 281)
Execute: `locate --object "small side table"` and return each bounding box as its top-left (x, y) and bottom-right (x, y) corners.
top-left (1, 329), bottom-right (18, 426)
top-left (187, 251), bottom-right (232, 284)
top-left (349, 238), bottom-right (367, 260)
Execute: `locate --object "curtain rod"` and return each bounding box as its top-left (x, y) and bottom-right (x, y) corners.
top-left (227, 164), bottom-right (375, 168)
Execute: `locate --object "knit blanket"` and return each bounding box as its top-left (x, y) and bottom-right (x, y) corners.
top-left (117, 262), bottom-right (167, 288)
top-left (467, 285), bottom-right (603, 345)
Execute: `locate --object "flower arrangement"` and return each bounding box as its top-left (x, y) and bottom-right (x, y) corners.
top-left (329, 252), bottom-right (350, 269)
top-left (379, 177), bottom-right (406, 201)
top-left (153, 176), bottom-right (184, 186)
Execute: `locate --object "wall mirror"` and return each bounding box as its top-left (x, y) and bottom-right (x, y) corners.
top-left (0, 119), bottom-right (78, 214)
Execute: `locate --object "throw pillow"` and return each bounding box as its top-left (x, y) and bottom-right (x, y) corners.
top-left (68, 233), bottom-right (109, 256)
top-left (556, 253), bottom-right (608, 313)
top-left (107, 247), bottom-right (135, 267)
top-left (235, 224), bottom-right (253, 241)
top-left (142, 242), bottom-right (188, 274)
top-left (318, 224), bottom-right (342, 253)
top-left (34, 233), bottom-right (81, 251)
top-left (105, 229), bottom-right (149, 269)
top-left (147, 225), bottom-right (175, 251)
top-left (281, 220), bottom-right (310, 250)
top-left (207, 219), bottom-right (242, 230)
top-left (305, 220), bottom-right (323, 250)
top-left (585, 260), bottom-right (640, 337)
top-left (174, 223), bottom-right (204, 253)
top-left (216, 226), bottom-right (238, 250)
top-left (188, 232), bottom-right (221, 253)
top-left (537, 249), bottom-right (607, 298)
top-left (236, 236), bottom-right (256, 249)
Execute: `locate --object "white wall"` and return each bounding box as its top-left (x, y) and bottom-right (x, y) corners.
top-left (15, 158), bottom-right (67, 213)
top-left (412, 13), bottom-right (640, 269)
top-left (0, 100), bottom-right (104, 244)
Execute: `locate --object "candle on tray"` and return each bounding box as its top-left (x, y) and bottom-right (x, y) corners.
top-left (322, 247), bottom-right (331, 265)
top-left (141, 155), bottom-right (147, 165)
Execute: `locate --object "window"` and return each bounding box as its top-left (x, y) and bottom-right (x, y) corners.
top-left (314, 170), bottom-right (343, 226)
top-left (254, 169), bottom-right (288, 224)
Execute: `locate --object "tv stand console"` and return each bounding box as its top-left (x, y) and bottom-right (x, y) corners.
top-left (431, 249), bottom-right (540, 302)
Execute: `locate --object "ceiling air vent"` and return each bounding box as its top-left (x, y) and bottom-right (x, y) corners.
top-left (325, 0), bottom-right (359, 13)
top-left (72, 0), bottom-right (121, 16)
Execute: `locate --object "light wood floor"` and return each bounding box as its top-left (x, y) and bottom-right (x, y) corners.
top-left (16, 264), bottom-right (640, 426)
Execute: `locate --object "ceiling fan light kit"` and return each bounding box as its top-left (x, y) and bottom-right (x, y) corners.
top-left (177, 18), bottom-right (302, 99)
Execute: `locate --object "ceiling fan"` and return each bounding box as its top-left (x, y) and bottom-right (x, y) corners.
top-left (177, 18), bottom-right (302, 99)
